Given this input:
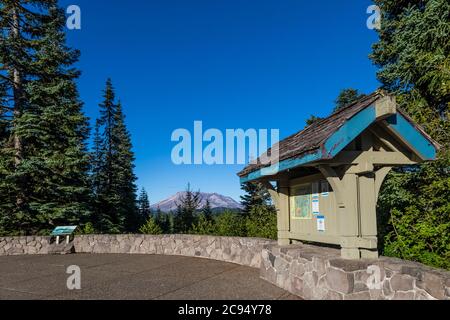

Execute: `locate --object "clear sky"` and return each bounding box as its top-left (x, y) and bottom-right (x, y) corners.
top-left (61, 0), bottom-right (380, 204)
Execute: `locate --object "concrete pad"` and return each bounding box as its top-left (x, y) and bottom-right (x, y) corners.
top-left (0, 254), bottom-right (298, 300)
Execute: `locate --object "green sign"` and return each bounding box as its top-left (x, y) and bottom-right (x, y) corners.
top-left (51, 226), bottom-right (77, 236)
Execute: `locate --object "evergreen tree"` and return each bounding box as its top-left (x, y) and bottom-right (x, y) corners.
top-left (371, 0), bottom-right (450, 269)
top-left (246, 205), bottom-right (277, 240)
top-left (304, 89), bottom-right (366, 127)
top-left (202, 199), bottom-right (213, 221)
top-left (93, 79), bottom-right (138, 233)
top-left (113, 101), bottom-right (139, 231)
top-left (0, 1), bottom-right (91, 235)
top-left (139, 216), bottom-right (163, 235)
top-left (334, 88), bottom-right (366, 111)
top-left (304, 115), bottom-right (323, 127)
top-left (137, 188), bottom-right (151, 220)
top-left (240, 182), bottom-right (272, 216)
top-left (155, 206), bottom-right (171, 234)
top-left (173, 184), bottom-right (201, 233)
top-left (191, 214), bottom-right (216, 235)
top-left (214, 210), bottom-right (246, 237)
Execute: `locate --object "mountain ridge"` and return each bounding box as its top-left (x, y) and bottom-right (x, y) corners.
top-left (150, 192), bottom-right (243, 212)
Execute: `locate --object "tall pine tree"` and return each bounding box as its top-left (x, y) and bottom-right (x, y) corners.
top-left (371, 0), bottom-right (450, 269)
top-left (173, 184), bottom-right (201, 233)
top-left (240, 182), bottom-right (272, 217)
top-left (137, 188), bottom-right (151, 220)
top-left (334, 88), bottom-right (366, 111)
top-left (92, 79), bottom-right (138, 233)
top-left (0, 0), bottom-right (91, 235)
top-left (202, 199), bottom-right (213, 221)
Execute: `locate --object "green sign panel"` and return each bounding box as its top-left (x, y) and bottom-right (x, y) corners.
top-left (51, 226), bottom-right (77, 236)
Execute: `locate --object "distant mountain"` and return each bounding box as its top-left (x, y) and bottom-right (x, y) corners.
top-left (151, 192), bottom-right (243, 213)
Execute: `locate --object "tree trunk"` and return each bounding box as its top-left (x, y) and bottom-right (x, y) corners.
top-left (11, 5), bottom-right (25, 206)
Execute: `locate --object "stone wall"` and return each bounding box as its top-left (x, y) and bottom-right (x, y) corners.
top-left (0, 236), bottom-right (50, 255)
top-left (2, 235), bottom-right (449, 300)
top-left (260, 243), bottom-right (450, 300)
top-left (73, 234), bottom-right (275, 268)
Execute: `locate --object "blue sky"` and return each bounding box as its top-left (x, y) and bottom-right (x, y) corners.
top-left (61, 0), bottom-right (380, 204)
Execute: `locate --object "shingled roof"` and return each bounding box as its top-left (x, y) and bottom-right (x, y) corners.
top-left (237, 91), bottom-right (438, 179)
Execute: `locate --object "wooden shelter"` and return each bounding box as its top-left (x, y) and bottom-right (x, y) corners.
top-left (238, 92), bottom-right (440, 259)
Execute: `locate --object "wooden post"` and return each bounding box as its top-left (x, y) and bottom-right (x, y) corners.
top-left (261, 180), bottom-right (290, 245)
top-left (277, 179), bottom-right (290, 245)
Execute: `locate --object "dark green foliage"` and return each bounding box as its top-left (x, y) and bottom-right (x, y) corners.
top-left (0, 0), bottom-right (91, 235)
top-left (214, 210), bottom-right (246, 237)
top-left (137, 188), bottom-right (151, 220)
top-left (334, 88), bottom-right (366, 111)
top-left (82, 222), bottom-right (96, 235)
top-left (371, 0), bottom-right (450, 269)
top-left (92, 79), bottom-right (138, 234)
top-left (240, 182), bottom-right (272, 216)
top-left (304, 115), bottom-right (323, 127)
top-left (173, 184), bottom-right (201, 233)
top-left (155, 207), bottom-right (172, 233)
top-left (139, 216), bottom-right (163, 235)
top-left (202, 199), bottom-right (213, 221)
top-left (191, 213), bottom-right (216, 235)
top-left (246, 205), bottom-right (277, 240)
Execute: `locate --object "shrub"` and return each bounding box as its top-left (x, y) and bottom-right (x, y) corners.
top-left (191, 214), bottom-right (216, 235)
top-left (82, 222), bottom-right (96, 235)
top-left (214, 210), bottom-right (246, 237)
top-left (246, 205), bottom-right (277, 240)
top-left (139, 217), bottom-right (163, 235)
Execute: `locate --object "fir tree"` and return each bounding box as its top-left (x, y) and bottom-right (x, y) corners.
top-left (113, 101), bottom-right (139, 231)
top-left (93, 79), bottom-right (138, 233)
top-left (202, 199), bottom-right (213, 221)
top-left (371, 0), bottom-right (450, 269)
top-left (173, 184), bottom-right (201, 233)
top-left (334, 88), bottom-right (366, 111)
top-left (0, 1), bottom-right (91, 235)
top-left (137, 188), bottom-right (151, 220)
top-left (155, 206), bottom-right (171, 234)
top-left (304, 115), bottom-right (323, 127)
top-left (240, 182), bottom-right (272, 216)
top-left (139, 216), bottom-right (163, 235)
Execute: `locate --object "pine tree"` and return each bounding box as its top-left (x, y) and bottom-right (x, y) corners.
top-left (173, 184), bottom-right (201, 233)
top-left (137, 188), bottom-right (151, 220)
top-left (304, 115), bottom-right (323, 127)
top-left (0, 1), bottom-right (91, 235)
top-left (92, 80), bottom-right (118, 233)
top-left (93, 79), bottom-right (138, 233)
top-left (240, 182), bottom-right (272, 216)
top-left (334, 88), bottom-right (366, 111)
top-left (202, 199), bottom-right (213, 221)
top-left (113, 101), bottom-right (139, 231)
top-left (371, 0), bottom-right (450, 269)
top-left (155, 206), bottom-right (171, 233)
top-left (139, 216), bottom-right (163, 235)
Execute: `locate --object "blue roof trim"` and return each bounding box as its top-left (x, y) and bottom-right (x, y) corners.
top-left (385, 113), bottom-right (437, 160)
top-left (323, 105), bottom-right (376, 158)
top-left (240, 150), bottom-right (322, 183)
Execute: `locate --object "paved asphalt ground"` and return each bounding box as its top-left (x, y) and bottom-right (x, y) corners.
top-left (0, 254), bottom-right (299, 300)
